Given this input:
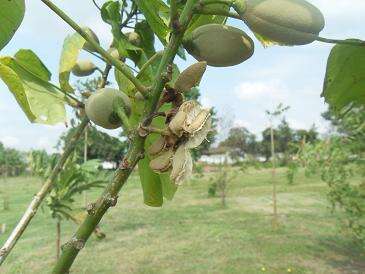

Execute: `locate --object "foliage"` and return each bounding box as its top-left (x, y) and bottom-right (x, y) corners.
top-left (299, 138), bottom-right (365, 243)
top-left (0, 142), bottom-right (27, 176)
top-left (28, 150), bottom-right (52, 177)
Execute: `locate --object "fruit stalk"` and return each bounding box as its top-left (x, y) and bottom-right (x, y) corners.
top-left (40, 0), bottom-right (148, 96)
top-left (0, 117), bottom-right (89, 265)
top-left (316, 36), bottom-right (365, 47)
top-left (50, 1), bottom-right (198, 272)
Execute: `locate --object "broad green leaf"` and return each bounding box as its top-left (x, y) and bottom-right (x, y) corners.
top-left (0, 0), bottom-right (25, 50)
top-left (138, 155), bottom-right (163, 207)
top-left (0, 56), bottom-right (66, 124)
top-left (134, 0), bottom-right (170, 44)
top-left (322, 41), bottom-right (365, 111)
top-left (115, 65), bottom-right (135, 96)
top-left (59, 32), bottom-right (86, 93)
top-left (135, 21), bottom-right (156, 58)
top-left (14, 49), bottom-right (51, 81)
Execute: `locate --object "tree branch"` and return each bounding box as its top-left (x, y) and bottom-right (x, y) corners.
top-left (51, 1), bottom-right (198, 272)
top-left (40, 0), bottom-right (148, 96)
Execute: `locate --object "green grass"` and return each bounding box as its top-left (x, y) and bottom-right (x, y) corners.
top-left (0, 168), bottom-right (364, 274)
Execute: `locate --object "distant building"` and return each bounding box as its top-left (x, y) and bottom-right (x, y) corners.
top-left (199, 147), bottom-right (241, 164)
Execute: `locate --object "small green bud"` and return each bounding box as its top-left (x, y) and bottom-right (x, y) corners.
top-left (72, 60), bottom-right (97, 77)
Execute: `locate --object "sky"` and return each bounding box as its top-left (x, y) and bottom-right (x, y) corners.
top-left (0, 0), bottom-right (364, 152)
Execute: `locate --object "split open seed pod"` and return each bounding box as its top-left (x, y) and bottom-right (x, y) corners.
top-left (170, 145), bottom-right (193, 185)
top-left (174, 61), bottom-right (207, 93)
top-left (242, 0), bottom-right (325, 45)
top-left (185, 109), bottom-right (212, 149)
top-left (183, 24), bottom-right (254, 67)
top-left (149, 148), bottom-right (174, 173)
top-left (148, 136), bottom-right (167, 156)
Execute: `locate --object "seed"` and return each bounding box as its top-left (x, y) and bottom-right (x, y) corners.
top-left (149, 149), bottom-right (174, 173)
top-left (148, 136), bottom-right (166, 156)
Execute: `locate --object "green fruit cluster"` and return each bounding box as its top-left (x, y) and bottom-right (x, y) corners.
top-left (183, 24), bottom-right (254, 67)
top-left (242, 0), bottom-right (325, 45)
top-left (85, 88), bottom-right (131, 129)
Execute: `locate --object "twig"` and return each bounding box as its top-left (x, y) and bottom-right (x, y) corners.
top-left (92, 0), bottom-right (101, 11)
top-left (41, 0), bottom-right (148, 96)
top-left (316, 36), bottom-right (365, 47)
top-left (52, 1), bottom-right (198, 272)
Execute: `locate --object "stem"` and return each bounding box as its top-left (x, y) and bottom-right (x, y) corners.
top-left (137, 51), bottom-right (164, 79)
top-left (170, 0), bottom-right (178, 28)
top-left (0, 117), bottom-right (89, 265)
top-left (40, 0), bottom-right (148, 95)
top-left (56, 220), bottom-right (61, 260)
top-left (316, 36), bottom-right (365, 46)
top-left (270, 124), bottom-right (278, 229)
top-left (52, 1), bottom-right (198, 272)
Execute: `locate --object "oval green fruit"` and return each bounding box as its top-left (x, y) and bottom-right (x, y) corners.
top-left (242, 0), bottom-right (325, 45)
top-left (183, 24), bottom-right (254, 67)
top-left (72, 60), bottom-right (97, 77)
top-left (85, 88), bottom-right (131, 129)
top-left (82, 27), bottom-right (100, 52)
top-left (126, 32), bottom-right (141, 46)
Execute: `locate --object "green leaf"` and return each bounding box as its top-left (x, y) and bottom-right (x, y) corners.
top-left (135, 21), bottom-right (156, 58)
top-left (322, 41), bottom-right (365, 111)
top-left (14, 49), bottom-right (51, 81)
top-left (115, 65), bottom-right (135, 96)
top-left (0, 56), bottom-right (66, 124)
top-left (138, 156), bottom-right (163, 207)
top-left (0, 0), bottom-right (25, 51)
top-left (59, 32), bottom-right (86, 93)
top-left (134, 0), bottom-right (170, 44)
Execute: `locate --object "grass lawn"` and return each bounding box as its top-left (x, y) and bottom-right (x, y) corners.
top-left (0, 168), bottom-right (364, 273)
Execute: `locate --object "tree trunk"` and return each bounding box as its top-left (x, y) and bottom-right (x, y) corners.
top-left (83, 126), bottom-right (88, 207)
top-left (270, 125), bottom-right (278, 229)
top-left (56, 221), bottom-right (61, 260)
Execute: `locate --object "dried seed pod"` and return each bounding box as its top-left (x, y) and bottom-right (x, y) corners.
top-left (82, 27), bottom-right (100, 52)
top-left (185, 115), bottom-right (212, 149)
top-left (168, 110), bottom-right (187, 137)
top-left (72, 60), bottom-right (97, 77)
top-left (184, 109), bottom-right (211, 134)
top-left (148, 136), bottom-right (166, 156)
top-left (174, 61), bottom-right (207, 93)
top-left (183, 24), bottom-right (254, 67)
top-left (85, 88), bottom-right (131, 129)
top-left (171, 145), bottom-right (193, 185)
top-left (242, 0), bottom-right (325, 45)
top-left (149, 149), bottom-right (174, 173)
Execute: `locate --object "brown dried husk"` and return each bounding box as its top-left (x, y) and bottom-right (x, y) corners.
top-left (170, 145), bottom-right (193, 185)
top-left (149, 149), bottom-right (174, 173)
top-left (148, 136), bottom-right (166, 156)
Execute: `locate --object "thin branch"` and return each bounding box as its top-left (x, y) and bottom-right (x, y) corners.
top-left (316, 36), bottom-right (365, 47)
top-left (41, 0), bottom-right (148, 96)
top-left (137, 51), bottom-right (164, 79)
top-left (92, 0), bottom-right (101, 11)
top-left (52, 1), bottom-right (198, 272)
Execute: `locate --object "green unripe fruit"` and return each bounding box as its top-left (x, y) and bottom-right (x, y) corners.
top-left (126, 32), bottom-right (142, 46)
top-left (82, 27), bottom-right (100, 52)
top-left (85, 88), bottom-right (131, 129)
top-left (242, 0), bottom-right (325, 45)
top-left (183, 24), bottom-right (254, 67)
top-left (107, 47), bottom-right (126, 62)
top-left (72, 60), bottom-right (97, 77)
top-left (174, 61), bottom-right (207, 93)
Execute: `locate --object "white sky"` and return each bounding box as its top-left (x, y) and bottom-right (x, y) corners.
top-left (0, 0), bottom-right (365, 152)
